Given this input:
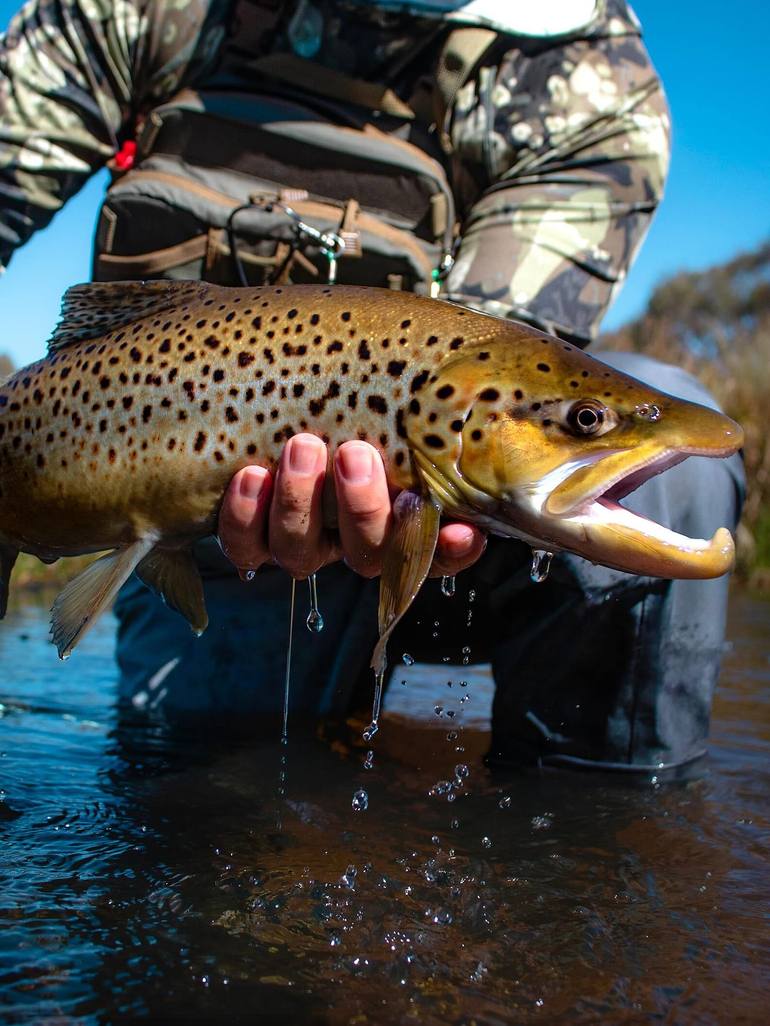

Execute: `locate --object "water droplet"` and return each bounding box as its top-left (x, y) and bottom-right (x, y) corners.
top-left (531, 813), bottom-right (553, 830)
top-left (402, 652), bottom-right (415, 665)
top-left (434, 705), bottom-right (444, 716)
top-left (351, 789), bottom-right (368, 812)
top-left (341, 864), bottom-right (357, 888)
top-left (450, 818), bottom-right (459, 829)
top-left (440, 574), bottom-right (456, 598)
top-left (530, 549), bottom-right (553, 584)
top-left (481, 836), bottom-right (492, 849)
top-left (306, 573), bottom-right (324, 632)
top-left (454, 763), bottom-right (469, 783)
top-left (329, 932), bottom-right (342, 947)
top-left (446, 730), bottom-right (458, 741)
top-left (364, 749), bottom-right (374, 770)
top-left (468, 588), bottom-right (476, 602)
top-left (498, 796), bottom-right (512, 809)
top-left (238, 568), bottom-right (256, 582)
top-left (364, 669), bottom-right (385, 743)
top-left (432, 909), bottom-right (453, 925)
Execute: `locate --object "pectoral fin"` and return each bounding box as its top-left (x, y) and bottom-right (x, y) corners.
top-left (371, 490), bottom-right (441, 676)
top-left (50, 536), bottom-right (157, 659)
top-left (136, 547), bottom-right (208, 636)
top-left (0, 543), bottom-right (19, 620)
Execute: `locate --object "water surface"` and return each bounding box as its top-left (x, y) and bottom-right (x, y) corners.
top-left (0, 591), bottom-right (768, 1024)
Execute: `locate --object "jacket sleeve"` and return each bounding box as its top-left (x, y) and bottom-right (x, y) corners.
top-left (0, 0), bottom-right (226, 268)
top-left (443, 5), bottom-right (671, 346)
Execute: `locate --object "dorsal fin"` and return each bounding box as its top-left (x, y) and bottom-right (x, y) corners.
top-left (47, 280), bottom-right (209, 353)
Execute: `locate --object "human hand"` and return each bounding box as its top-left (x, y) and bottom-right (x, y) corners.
top-left (218, 433), bottom-right (486, 580)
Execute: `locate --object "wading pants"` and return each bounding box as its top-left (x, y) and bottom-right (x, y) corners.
top-left (114, 353), bottom-right (745, 773)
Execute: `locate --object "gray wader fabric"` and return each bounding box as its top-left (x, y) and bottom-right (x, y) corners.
top-left (114, 352), bottom-right (745, 771)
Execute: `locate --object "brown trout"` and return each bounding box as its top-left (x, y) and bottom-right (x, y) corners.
top-left (0, 281), bottom-right (743, 667)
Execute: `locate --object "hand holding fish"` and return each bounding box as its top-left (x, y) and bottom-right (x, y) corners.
top-left (218, 436), bottom-right (486, 579)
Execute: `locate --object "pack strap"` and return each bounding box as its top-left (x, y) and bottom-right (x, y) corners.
top-left (250, 52), bottom-right (416, 120)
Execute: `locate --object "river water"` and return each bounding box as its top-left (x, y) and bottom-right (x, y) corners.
top-left (0, 590), bottom-right (767, 1024)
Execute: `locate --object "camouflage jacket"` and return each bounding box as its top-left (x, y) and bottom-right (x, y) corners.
top-left (0, 0), bottom-right (669, 344)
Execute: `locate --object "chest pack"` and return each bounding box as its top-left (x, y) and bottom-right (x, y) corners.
top-left (92, 24), bottom-right (500, 294)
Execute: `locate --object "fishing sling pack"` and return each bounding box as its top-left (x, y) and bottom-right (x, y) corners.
top-left (92, 24), bottom-right (499, 294)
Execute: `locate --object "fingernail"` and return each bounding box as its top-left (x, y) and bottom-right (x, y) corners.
top-left (239, 466), bottom-right (267, 500)
top-left (337, 443), bottom-right (373, 484)
top-left (453, 526), bottom-right (476, 555)
top-left (288, 436), bottom-right (322, 475)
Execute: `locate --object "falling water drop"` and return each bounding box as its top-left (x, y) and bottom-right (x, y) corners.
top-left (306, 573), bottom-right (324, 632)
top-left (281, 579), bottom-right (296, 745)
top-left (238, 568), bottom-right (257, 583)
top-left (352, 789), bottom-right (368, 812)
top-left (530, 549), bottom-right (553, 584)
top-left (364, 750), bottom-right (374, 770)
top-left (441, 575), bottom-right (456, 598)
top-left (402, 652), bottom-right (415, 666)
top-left (363, 668), bottom-right (385, 744)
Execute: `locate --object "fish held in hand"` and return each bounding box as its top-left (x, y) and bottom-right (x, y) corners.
top-left (0, 281), bottom-right (743, 667)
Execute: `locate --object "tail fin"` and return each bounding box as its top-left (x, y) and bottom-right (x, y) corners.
top-left (0, 542), bottom-right (18, 619)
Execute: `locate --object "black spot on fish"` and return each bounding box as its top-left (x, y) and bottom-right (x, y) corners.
top-left (450, 337), bottom-right (464, 350)
top-left (424, 434), bottom-right (445, 449)
top-left (293, 383), bottom-right (305, 398)
top-left (477, 352), bottom-right (490, 361)
top-left (537, 363), bottom-right (550, 373)
top-left (367, 395), bottom-right (387, 415)
top-left (514, 389), bottom-right (524, 400)
top-left (194, 432), bottom-right (206, 452)
top-left (387, 360), bottom-right (406, 377)
top-left (436, 385), bottom-right (454, 400)
top-left (409, 398), bottom-right (420, 415)
top-left (122, 397), bottom-right (133, 410)
top-left (247, 443), bottom-right (257, 455)
top-left (479, 388), bottom-right (499, 401)
top-left (410, 370), bottom-right (429, 394)
top-left (238, 352), bottom-right (254, 368)
top-left (327, 341), bottom-right (343, 354)
top-left (341, 311), bottom-right (351, 322)
top-left (129, 347), bottom-right (141, 363)
top-left (213, 369), bottom-right (225, 382)
top-left (226, 407), bottom-right (239, 423)
top-left (142, 405), bottom-right (152, 423)
top-left (358, 339), bottom-right (371, 360)
top-left (204, 335), bottom-right (220, 349)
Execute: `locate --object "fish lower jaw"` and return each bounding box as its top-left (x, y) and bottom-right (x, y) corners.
top-left (566, 497), bottom-right (736, 578)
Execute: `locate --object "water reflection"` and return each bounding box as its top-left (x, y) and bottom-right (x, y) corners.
top-left (0, 592), bottom-right (767, 1023)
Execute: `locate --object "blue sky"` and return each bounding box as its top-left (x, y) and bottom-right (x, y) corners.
top-left (0, 0), bottom-right (767, 367)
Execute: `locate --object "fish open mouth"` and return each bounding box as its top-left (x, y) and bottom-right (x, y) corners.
top-left (542, 445), bottom-right (739, 578)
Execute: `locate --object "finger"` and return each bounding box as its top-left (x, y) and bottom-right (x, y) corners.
top-left (334, 441), bottom-right (391, 577)
top-left (269, 433), bottom-right (331, 578)
top-left (218, 465), bottom-right (274, 572)
top-left (429, 522), bottom-right (487, 578)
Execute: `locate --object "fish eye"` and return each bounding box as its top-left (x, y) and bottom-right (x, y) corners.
top-left (567, 400), bottom-right (607, 436)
